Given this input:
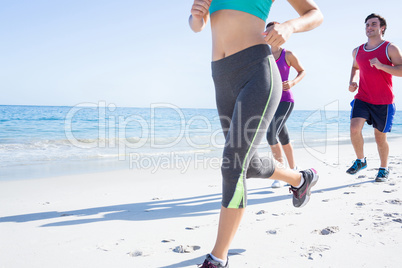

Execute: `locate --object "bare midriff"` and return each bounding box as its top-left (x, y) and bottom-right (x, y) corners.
top-left (210, 10), bottom-right (267, 61)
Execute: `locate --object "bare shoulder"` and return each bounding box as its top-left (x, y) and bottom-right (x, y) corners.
top-left (285, 50), bottom-right (296, 60)
top-left (387, 43), bottom-right (402, 64)
top-left (352, 46), bottom-right (359, 57)
top-left (388, 43), bottom-right (401, 53)
top-left (285, 49), bottom-right (293, 55)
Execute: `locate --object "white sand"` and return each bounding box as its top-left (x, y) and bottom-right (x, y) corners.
top-left (1, 138), bottom-right (402, 268)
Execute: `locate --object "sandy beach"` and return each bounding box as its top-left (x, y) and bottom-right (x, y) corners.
top-left (1, 138), bottom-right (401, 268)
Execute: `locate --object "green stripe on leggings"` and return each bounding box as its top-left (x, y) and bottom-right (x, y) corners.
top-left (228, 58), bottom-right (274, 208)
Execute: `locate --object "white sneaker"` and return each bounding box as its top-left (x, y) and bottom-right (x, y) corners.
top-left (271, 180), bottom-right (285, 188)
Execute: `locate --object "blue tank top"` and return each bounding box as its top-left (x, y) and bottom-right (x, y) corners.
top-left (209, 0), bottom-right (273, 22)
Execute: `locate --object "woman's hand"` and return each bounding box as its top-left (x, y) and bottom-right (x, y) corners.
top-left (262, 23), bottom-right (293, 47)
top-left (191, 0), bottom-right (212, 20)
top-left (282, 80), bottom-right (294, 91)
top-left (189, 0), bottom-right (211, 32)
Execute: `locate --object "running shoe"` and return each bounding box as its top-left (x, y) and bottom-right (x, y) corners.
top-left (375, 168), bottom-right (389, 182)
top-left (289, 168), bottom-right (319, 208)
top-left (346, 158), bottom-right (367, 174)
top-left (199, 255), bottom-right (229, 268)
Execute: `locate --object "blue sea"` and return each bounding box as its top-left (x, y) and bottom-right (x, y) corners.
top-left (1, 104), bottom-right (402, 180)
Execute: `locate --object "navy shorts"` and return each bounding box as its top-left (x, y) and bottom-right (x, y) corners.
top-left (350, 99), bottom-right (396, 133)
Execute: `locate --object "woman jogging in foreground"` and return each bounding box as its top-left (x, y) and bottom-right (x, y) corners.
top-left (189, 0), bottom-right (323, 267)
top-left (266, 21), bottom-right (306, 189)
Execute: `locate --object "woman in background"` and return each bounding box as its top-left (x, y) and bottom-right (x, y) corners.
top-left (266, 21), bottom-right (306, 188)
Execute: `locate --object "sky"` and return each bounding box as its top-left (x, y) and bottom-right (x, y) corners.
top-left (0, 0), bottom-right (401, 110)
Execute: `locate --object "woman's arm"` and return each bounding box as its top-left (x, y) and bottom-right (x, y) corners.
top-left (189, 0), bottom-right (211, 33)
top-left (263, 0), bottom-right (323, 47)
top-left (283, 50), bottom-right (305, 91)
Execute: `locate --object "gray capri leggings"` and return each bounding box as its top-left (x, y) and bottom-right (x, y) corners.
top-left (211, 44), bottom-right (282, 209)
top-left (267, 101), bottom-right (294, 146)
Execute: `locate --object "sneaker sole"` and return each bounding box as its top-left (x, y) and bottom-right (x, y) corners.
top-left (298, 169), bottom-right (319, 208)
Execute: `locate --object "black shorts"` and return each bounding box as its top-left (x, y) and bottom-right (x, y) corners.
top-left (350, 99), bottom-right (396, 133)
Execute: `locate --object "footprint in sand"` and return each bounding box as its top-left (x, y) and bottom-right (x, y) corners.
top-left (266, 229), bottom-right (278, 235)
top-left (353, 218), bottom-right (365, 226)
top-left (161, 239), bottom-right (175, 243)
top-left (384, 212), bottom-right (400, 218)
top-left (173, 245), bottom-right (201, 253)
top-left (256, 210), bottom-right (267, 215)
top-left (300, 245), bottom-right (331, 260)
top-left (185, 226), bottom-right (200, 230)
top-left (127, 250), bottom-right (143, 257)
top-left (386, 199), bottom-right (402, 205)
top-left (313, 226), bottom-right (340, 235)
top-left (351, 232), bottom-right (363, 238)
top-left (383, 189), bottom-right (397, 193)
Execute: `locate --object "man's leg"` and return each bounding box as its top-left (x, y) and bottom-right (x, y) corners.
top-left (350, 117), bottom-right (366, 159)
top-left (374, 128), bottom-right (389, 168)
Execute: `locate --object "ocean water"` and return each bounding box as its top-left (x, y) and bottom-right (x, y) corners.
top-left (1, 104), bottom-right (401, 180)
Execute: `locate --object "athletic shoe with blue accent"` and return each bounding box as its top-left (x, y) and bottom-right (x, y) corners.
top-left (289, 168), bottom-right (319, 208)
top-left (346, 158), bottom-right (367, 174)
top-left (375, 168), bottom-right (389, 182)
top-left (199, 254), bottom-right (229, 268)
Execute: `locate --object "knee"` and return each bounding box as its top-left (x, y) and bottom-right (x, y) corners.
top-left (267, 129), bottom-right (277, 145)
top-left (267, 133), bottom-right (278, 145)
top-left (350, 125), bottom-right (361, 136)
top-left (221, 161), bottom-right (232, 180)
top-left (268, 139), bottom-right (278, 146)
top-left (278, 135), bottom-right (290, 145)
top-left (375, 133), bottom-right (387, 145)
top-left (221, 154), bottom-right (241, 182)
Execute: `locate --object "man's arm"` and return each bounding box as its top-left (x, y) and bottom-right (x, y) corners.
top-left (349, 47), bottom-right (359, 92)
top-left (369, 43), bottom-right (402, 77)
